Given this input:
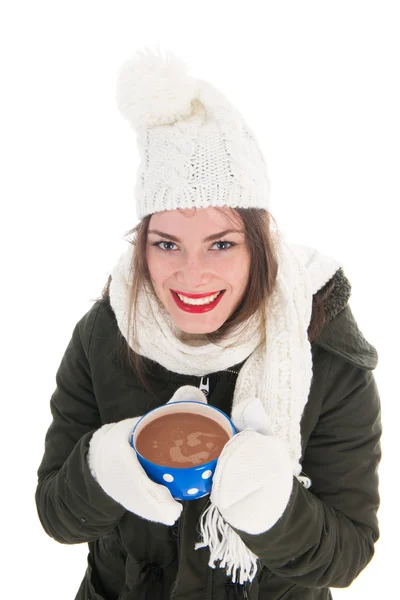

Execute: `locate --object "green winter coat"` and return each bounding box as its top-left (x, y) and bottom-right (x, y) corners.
top-left (35, 271), bottom-right (381, 600)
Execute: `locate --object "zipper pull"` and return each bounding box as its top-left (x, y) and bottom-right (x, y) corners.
top-left (199, 376), bottom-right (210, 397)
top-left (297, 470), bottom-right (312, 489)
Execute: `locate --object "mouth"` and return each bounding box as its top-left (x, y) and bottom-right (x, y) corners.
top-left (170, 289), bottom-right (225, 313)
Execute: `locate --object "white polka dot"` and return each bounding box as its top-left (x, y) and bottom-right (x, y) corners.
top-left (202, 470), bottom-right (213, 480)
top-left (187, 488), bottom-right (199, 495)
top-left (163, 474), bottom-right (174, 482)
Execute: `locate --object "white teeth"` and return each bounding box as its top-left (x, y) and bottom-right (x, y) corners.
top-left (176, 291), bottom-right (221, 305)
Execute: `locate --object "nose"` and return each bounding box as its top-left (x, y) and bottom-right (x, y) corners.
top-left (175, 253), bottom-right (212, 290)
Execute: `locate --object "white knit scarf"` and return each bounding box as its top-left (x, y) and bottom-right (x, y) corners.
top-left (108, 231), bottom-right (342, 584)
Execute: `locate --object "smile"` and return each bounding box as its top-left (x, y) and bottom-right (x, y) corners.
top-left (170, 289), bottom-right (225, 313)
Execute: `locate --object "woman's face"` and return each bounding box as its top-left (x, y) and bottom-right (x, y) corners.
top-left (146, 207), bottom-right (251, 334)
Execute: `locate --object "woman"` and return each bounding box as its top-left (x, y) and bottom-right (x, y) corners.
top-left (35, 48), bottom-right (381, 600)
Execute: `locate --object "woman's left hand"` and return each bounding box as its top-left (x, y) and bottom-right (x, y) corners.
top-left (210, 418), bottom-right (294, 535)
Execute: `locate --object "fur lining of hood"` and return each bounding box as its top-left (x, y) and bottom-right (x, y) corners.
top-left (319, 267), bottom-right (352, 322)
top-left (315, 268), bottom-right (378, 371)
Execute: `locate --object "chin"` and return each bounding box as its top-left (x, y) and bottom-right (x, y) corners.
top-left (177, 322), bottom-right (220, 335)
top-left (173, 314), bottom-right (226, 335)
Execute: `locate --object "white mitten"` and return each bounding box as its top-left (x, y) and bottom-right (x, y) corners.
top-left (210, 399), bottom-right (294, 535)
top-left (87, 417), bottom-right (182, 526)
top-left (167, 385), bottom-right (208, 404)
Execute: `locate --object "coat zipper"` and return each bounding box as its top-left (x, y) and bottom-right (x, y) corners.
top-left (170, 501), bottom-right (188, 600)
top-left (199, 370), bottom-right (238, 398)
top-left (199, 376), bottom-right (210, 397)
top-left (199, 371), bottom-right (240, 600)
top-left (177, 501), bottom-right (187, 559)
top-left (206, 566), bottom-right (213, 600)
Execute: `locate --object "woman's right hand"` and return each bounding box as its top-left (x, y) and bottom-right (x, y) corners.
top-left (87, 417), bottom-right (182, 526)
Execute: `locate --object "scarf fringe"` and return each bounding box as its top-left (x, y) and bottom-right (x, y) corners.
top-left (195, 472), bottom-right (312, 584)
top-left (195, 503), bottom-right (259, 584)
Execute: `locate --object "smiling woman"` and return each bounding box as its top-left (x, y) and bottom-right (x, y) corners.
top-left (35, 47), bottom-right (381, 600)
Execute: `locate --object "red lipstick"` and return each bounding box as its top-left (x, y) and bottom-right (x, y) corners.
top-left (170, 290), bottom-right (225, 313)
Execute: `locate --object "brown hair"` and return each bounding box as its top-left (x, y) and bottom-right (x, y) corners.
top-left (100, 208), bottom-right (333, 396)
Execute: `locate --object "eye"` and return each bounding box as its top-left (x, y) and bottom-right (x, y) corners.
top-left (152, 241), bottom-right (178, 251)
top-left (211, 241), bottom-right (236, 251)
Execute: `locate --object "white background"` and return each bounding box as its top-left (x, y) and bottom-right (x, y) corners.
top-left (1, 1), bottom-right (399, 598)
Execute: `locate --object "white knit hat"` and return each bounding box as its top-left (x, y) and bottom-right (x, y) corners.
top-left (115, 47), bottom-right (271, 219)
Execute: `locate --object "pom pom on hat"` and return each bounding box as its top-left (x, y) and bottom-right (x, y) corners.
top-left (115, 45), bottom-right (271, 218)
top-left (116, 46), bottom-right (200, 130)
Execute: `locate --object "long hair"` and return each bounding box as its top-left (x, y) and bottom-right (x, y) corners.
top-left (100, 208), bottom-right (333, 396)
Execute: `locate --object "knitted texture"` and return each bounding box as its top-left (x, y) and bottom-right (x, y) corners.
top-left (115, 47), bottom-right (271, 219)
top-left (108, 231), bottom-right (343, 582)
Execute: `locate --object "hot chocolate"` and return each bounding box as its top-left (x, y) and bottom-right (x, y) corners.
top-left (135, 412), bottom-right (230, 468)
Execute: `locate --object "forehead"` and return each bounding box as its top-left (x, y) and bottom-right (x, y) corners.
top-left (148, 207), bottom-right (243, 231)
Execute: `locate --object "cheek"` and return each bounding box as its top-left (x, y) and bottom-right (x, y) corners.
top-left (223, 255), bottom-right (250, 290)
top-left (146, 249), bottom-right (161, 287)
top-left (146, 249), bottom-right (176, 287)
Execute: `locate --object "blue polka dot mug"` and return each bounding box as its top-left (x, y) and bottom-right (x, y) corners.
top-left (130, 401), bottom-right (236, 501)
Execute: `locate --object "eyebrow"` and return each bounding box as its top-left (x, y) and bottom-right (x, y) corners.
top-left (147, 229), bottom-right (245, 243)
